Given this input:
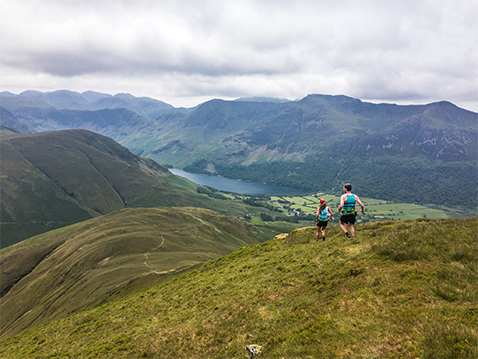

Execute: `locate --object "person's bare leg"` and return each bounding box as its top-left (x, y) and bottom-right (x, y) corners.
top-left (349, 224), bottom-right (355, 238)
top-left (340, 221), bottom-right (348, 235)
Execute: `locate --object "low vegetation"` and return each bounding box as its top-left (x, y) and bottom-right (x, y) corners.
top-left (0, 207), bottom-right (266, 339)
top-left (1, 218), bottom-right (476, 358)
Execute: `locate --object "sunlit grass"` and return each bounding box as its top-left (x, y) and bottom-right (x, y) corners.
top-left (0, 207), bottom-right (265, 340)
top-left (1, 218), bottom-right (476, 358)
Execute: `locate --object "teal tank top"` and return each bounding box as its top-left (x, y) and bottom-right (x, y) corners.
top-left (318, 207), bottom-right (329, 221)
top-left (343, 194), bottom-right (356, 212)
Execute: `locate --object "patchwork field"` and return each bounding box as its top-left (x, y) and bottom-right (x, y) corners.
top-left (272, 194), bottom-right (452, 220)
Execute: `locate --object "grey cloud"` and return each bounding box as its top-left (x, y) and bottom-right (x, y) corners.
top-left (0, 0), bottom-right (476, 111)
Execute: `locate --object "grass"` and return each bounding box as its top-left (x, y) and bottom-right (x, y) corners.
top-left (1, 218), bottom-right (476, 358)
top-left (0, 207), bottom-right (265, 340)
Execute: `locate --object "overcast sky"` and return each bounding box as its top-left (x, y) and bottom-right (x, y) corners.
top-left (1, 0), bottom-right (477, 111)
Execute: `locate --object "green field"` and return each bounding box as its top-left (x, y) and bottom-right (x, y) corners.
top-left (270, 193), bottom-right (453, 220)
top-left (222, 192), bottom-right (457, 234)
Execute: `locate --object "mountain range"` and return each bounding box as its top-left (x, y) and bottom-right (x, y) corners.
top-left (0, 90), bottom-right (177, 121)
top-left (1, 90), bottom-right (476, 209)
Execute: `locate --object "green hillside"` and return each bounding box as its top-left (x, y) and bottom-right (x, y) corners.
top-left (1, 218), bottom-right (476, 358)
top-left (0, 128), bottom-right (259, 247)
top-left (0, 207), bottom-right (267, 340)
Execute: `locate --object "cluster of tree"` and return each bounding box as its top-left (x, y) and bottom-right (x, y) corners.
top-left (242, 196), bottom-right (281, 212)
top-left (259, 213), bottom-right (316, 223)
top-left (196, 186), bottom-right (228, 200)
top-left (202, 156), bottom-right (476, 209)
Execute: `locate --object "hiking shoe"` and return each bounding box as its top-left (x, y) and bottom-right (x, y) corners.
top-left (322, 236), bottom-right (325, 241)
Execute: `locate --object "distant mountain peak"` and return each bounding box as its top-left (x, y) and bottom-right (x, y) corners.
top-left (114, 93), bottom-right (136, 99)
top-left (234, 96), bottom-right (292, 103)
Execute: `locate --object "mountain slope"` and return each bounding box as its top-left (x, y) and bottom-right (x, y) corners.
top-left (137, 94), bottom-right (476, 166)
top-left (88, 92), bottom-right (176, 119)
top-left (177, 96), bottom-right (477, 208)
top-left (0, 107), bottom-right (31, 132)
top-left (0, 105), bottom-right (155, 136)
top-left (0, 218), bottom-right (476, 358)
top-left (0, 129), bottom-right (228, 246)
top-left (0, 207), bottom-right (264, 339)
top-left (235, 96), bottom-right (477, 160)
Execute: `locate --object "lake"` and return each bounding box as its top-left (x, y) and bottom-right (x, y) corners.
top-left (169, 168), bottom-right (310, 196)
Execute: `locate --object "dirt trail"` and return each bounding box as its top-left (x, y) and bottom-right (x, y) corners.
top-left (143, 234), bottom-right (165, 271)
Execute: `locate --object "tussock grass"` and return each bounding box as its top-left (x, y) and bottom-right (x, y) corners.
top-left (1, 218), bottom-right (476, 358)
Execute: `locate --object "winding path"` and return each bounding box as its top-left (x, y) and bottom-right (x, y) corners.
top-left (143, 234), bottom-right (165, 272)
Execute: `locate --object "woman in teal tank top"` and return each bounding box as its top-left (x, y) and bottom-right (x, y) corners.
top-left (316, 199), bottom-right (334, 242)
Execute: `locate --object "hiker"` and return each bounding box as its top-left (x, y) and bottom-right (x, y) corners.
top-left (316, 199), bottom-right (333, 242)
top-left (338, 183), bottom-right (365, 238)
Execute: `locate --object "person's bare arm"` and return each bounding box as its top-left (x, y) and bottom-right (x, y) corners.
top-left (355, 195), bottom-right (365, 214)
top-left (338, 194), bottom-right (346, 211)
top-left (327, 207), bottom-right (334, 221)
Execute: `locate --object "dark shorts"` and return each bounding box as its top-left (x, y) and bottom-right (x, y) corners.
top-left (340, 214), bottom-right (356, 225)
top-left (317, 220), bottom-right (328, 228)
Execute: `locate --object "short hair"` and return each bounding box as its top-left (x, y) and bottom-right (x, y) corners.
top-left (344, 183), bottom-right (352, 191)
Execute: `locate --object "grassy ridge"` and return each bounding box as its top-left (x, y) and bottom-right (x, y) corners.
top-left (0, 207), bottom-right (265, 340)
top-left (1, 218), bottom-right (476, 358)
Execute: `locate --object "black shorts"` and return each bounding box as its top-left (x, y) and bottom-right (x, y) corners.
top-left (340, 214), bottom-right (356, 225)
top-left (317, 220), bottom-right (328, 228)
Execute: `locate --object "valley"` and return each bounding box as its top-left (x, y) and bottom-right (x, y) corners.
top-left (213, 191), bottom-right (459, 227)
top-left (0, 127), bottom-right (272, 246)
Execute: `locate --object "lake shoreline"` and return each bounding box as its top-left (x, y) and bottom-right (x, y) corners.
top-left (169, 168), bottom-right (310, 196)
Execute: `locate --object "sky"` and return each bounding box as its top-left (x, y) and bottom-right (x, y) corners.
top-left (1, 0), bottom-right (477, 111)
